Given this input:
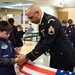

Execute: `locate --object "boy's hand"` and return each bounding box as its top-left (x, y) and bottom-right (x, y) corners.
top-left (17, 54), bottom-right (27, 66)
top-left (14, 54), bottom-right (19, 58)
top-left (15, 58), bottom-right (19, 63)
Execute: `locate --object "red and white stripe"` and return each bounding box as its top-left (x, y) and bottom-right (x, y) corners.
top-left (19, 61), bottom-right (57, 75)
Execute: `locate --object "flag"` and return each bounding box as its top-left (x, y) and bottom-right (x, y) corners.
top-left (18, 61), bottom-right (75, 75)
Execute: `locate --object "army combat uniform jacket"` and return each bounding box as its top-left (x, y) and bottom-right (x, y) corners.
top-left (26, 12), bottom-right (75, 71)
top-left (0, 38), bottom-right (18, 75)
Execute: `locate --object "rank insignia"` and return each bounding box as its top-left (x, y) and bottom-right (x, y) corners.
top-left (48, 26), bottom-right (55, 35)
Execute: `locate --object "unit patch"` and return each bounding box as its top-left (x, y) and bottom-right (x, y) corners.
top-left (1, 44), bottom-right (8, 49)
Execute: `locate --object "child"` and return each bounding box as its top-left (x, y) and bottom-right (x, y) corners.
top-left (27, 23), bottom-right (34, 34)
top-left (0, 21), bottom-right (19, 75)
top-left (16, 25), bottom-right (25, 53)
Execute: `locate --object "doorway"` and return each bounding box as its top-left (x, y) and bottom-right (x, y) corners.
top-left (3, 14), bottom-right (13, 21)
top-left (58, 12), bottom-right (68, 23)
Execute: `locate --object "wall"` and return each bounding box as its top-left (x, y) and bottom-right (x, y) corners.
top-left (0, 9), bottom-right (22, 25)
top-left (41, 6), bottom-right (57, 17)
top-left (0, 6), bottom-right (58, 31)
top-left (57, 8), bottom-right (75, 23)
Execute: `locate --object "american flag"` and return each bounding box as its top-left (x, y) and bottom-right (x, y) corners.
top-left (19, 61), bottom-right (75, 75)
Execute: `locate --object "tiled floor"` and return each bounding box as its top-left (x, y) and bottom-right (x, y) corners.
top-left (15, 41), bottom-right (50, 75)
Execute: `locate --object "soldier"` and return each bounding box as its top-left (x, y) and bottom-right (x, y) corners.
top-left (16, 25), bottom-right (25, 53)
top-left (67, 19), bottom-right (75, 49)
top-left (17, 4), bottom-right (75, 72)
top-left (0, 21), bottom-right (19, 75)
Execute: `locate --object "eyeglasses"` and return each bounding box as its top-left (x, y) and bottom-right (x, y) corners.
top-left (28, 13), bottom-right (36, 20)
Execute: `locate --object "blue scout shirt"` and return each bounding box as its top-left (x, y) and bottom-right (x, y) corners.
top-left (67, 25), bottom-right (75, 42)
top-left (66, 25), bottom-right (75, 49)
top-left (62, 26), bottom-right (67, 35)
top-left (0, 38), bottom-right (18, 75)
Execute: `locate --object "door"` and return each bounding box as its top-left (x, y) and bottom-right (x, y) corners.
top-left (58, 12), bottom-right (68, 23)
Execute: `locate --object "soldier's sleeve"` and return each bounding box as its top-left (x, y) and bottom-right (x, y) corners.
top-left (0, 58), bottom-right (15, 65)
top-left (26, 18), bottom-right (62, 61)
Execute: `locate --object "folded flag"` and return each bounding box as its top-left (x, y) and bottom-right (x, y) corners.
top-left (18, 61), bottom-right (75, 75)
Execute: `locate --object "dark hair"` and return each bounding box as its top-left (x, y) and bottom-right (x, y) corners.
top-left (62, 20), bottom-right (67, 24)
top-left (8, 18), bottom-right (14, 24)
top-left (0, 21), bottom-right (13, 32)
top-left (17, 25), bottom-right (22, 29)
top-left (68, 19), bottom-right (73, 24)
top-left (17, 25), bottom-right (22, 27)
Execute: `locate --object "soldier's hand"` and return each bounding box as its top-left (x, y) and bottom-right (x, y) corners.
top-left (17, 54), bottom-right (27, 66)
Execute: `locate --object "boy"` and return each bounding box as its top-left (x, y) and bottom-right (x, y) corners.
top-left (61, 20), bottom-right (68, 36)
top-left (16, 25), bottom-right (24, 53)
top-left (0, 21), bottom-right (19, 75)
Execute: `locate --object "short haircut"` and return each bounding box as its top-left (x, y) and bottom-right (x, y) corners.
top-left (68, 19), bottom-right (73, 24)
top-left (62, 20), bottom-right (67, 24)
top-left (17, 25), bottom-right (22, 29)
top-left (0, 21), bottom-right (13, 32)
top-left (8, 18), bottom-right (14, 24)
top-left (17, 25), bottom-right (22, 28)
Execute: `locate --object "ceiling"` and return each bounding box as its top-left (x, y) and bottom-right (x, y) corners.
top-left (63, 0), bottom-right (75, 7)
top-left (0, 0), bottom-right (75, 10)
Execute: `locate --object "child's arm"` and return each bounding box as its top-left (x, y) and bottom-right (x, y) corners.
top-left (0, 57), bottom-right (19, 65)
